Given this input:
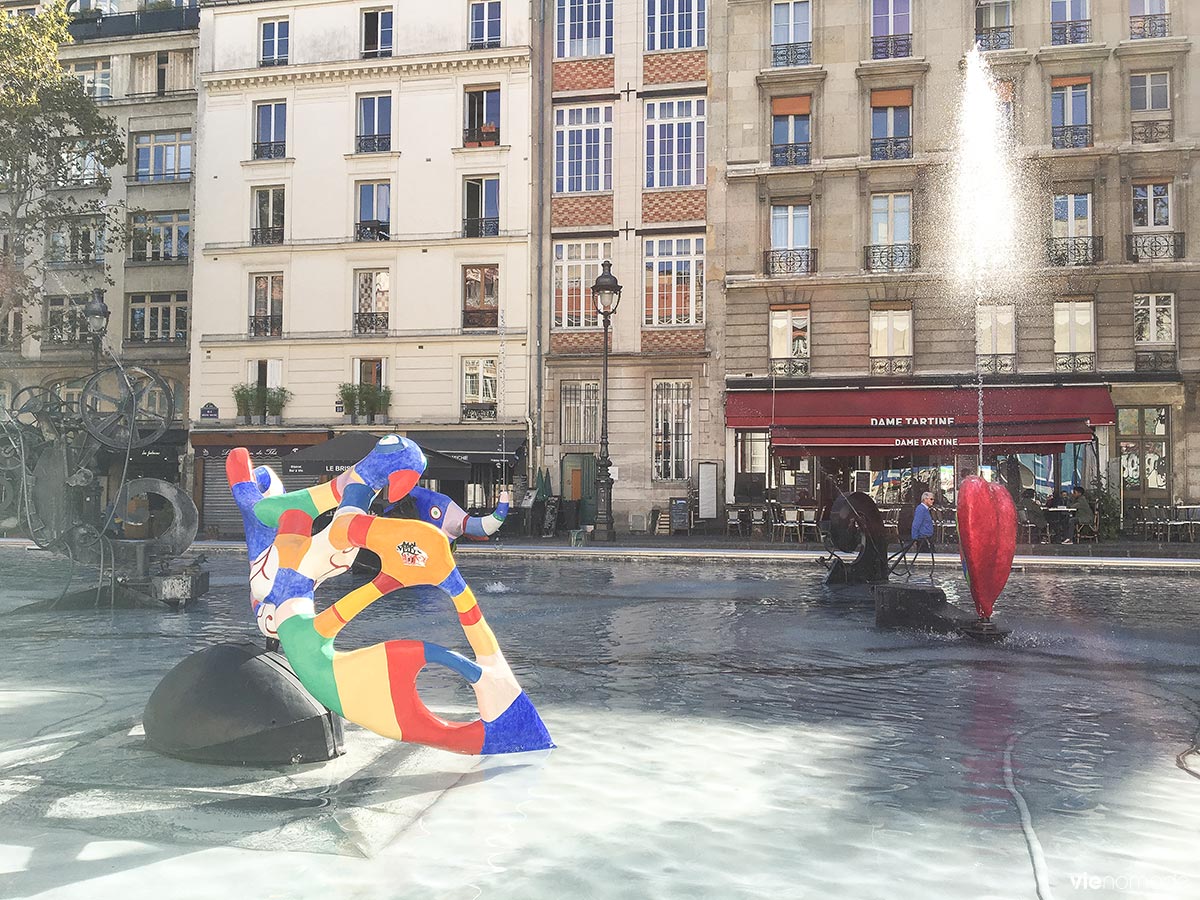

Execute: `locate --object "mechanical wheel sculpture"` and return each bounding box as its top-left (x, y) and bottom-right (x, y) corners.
top-left (81, 366), bottom-right (171, 450)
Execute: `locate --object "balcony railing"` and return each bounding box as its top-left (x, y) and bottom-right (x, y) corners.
top-left (871, 33), bottom-right (912, 59)
top-left (67, 7), bottom-right (199, 42)
top-left (46, 254), bottom-right (104, 269)
top-left (130, 249), bottom-right (188, 263)
top-left (251, 227), bottom-right (284, 246)
top-left (1126, 232), bottom-right (1185, 262)
top-left (1135, 349), bottom-right (1176, 372)
top-left (764, 248), bottom-right (817, 276)
top-left (127, 171), bottom-right (191, 184)
top-left (462, 402), bottom-right (498, 420)
top-left (356, 133), bottom-right (391, 153)
top-left (1130, 14), bottom-right (1170, 40)
top-left (870, 136), bottom-right (913, 160)
top-left (1055, 352), bottom-right (1095, 373)
top-left (362, 47), bottom-right (392, 59)
top-left (771, 41), bottom-right (812, 67)
top-left (463, 308), bottom-right (499, 329)
top-left (249, 315), bottom-right (283, 338)
top-left (771, 142), bottom-right (811, 167)
top-left (864, 243), bottom-right (919, 271)
top-left (260, 55), bottom-right (288, 67)
top-left (1050, 19), bottom-right (1091, 45)
top-left (354, 312), bottom-right (389, 334)
top-left (42, 327), bottom-right (90, 346)
top-left (870, 356), bottom-right (913, 376)
top-left (1046, 236), bottom-right (1102, 266)
top-left (976, 354), bottom-right (1016, 375)
top-left (463, 217), bottom-right (499, 238)
top-left (126, 332), bottom-right (188, 345)
top-left (463, 126), bottom-right (501, 146)
top-left (976, 26), bottom-right (1013, 51)
top-left (355, 220), bottom-right (390, 241)
top-left (1052, 124), bottom-right (1092, 149)
top-left (468, 37), bottom-right (502, 50)
top-left (1131, 120), bottom-right (1173, 144)
top-left (769, 358), bottom-right (810, 377)
top-left (252, 141), bottom-right (286, 160)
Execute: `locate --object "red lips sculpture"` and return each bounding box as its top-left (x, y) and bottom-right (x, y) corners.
top-left (956, 475), bottom-right (1017, 620)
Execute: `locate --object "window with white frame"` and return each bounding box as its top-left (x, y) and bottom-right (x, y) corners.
top-left (553, 240), bottom-right (609, 328)
top-left (1051, 0), bottom-right (1089, 23)
top-left (254, 101), bottom-right (286, 157)
top-left (1130, 72), bottom-right (1169, 111)
top-left (976, 0), bottom-right (1013, 31)
top-left (56, 141), bottom-right (102, 187)
top-left (362, 9), bottom-right (393, 58)
top-left (260, 19), bottom-right (289, 66)
top-left (127, 292), bottom-right (188, 343)
top-left (644, 237), bottom-right (704, 326)
top-left (773, 1), bottom-right (811, 45)
top-left (771, 203), bottom-right (810, 249)
top-left (1052, 192), bottom-right (1092, 237)
top-left (554, 105), bottom-right (613, 193)
top-left (131, 211), bottom-right (189, 261)
top-left (253, 186), bottom-right (285, 234)
top-left (43, 295), bottom-right (87, 344)
top-left (870, 193), bottom-right (912, 244)
top-left (133, 130), bottom-right (192, 181)
top-left (0, 308), bottom-right (22, 348)
top-left (869, 308), bottom-right (912, 357)
top-left (1054, 299), bottom-right (1094, 354)
top-left (770, 308), bottom-right (810, 360)
top-left (356, 181), bottom-right (391, 228)
top-left (652, 380), bottom-right (691, 481)
top-left (66, 59), bottom-right (111, 99)
top-left (463, 357), bottom-right (498, 404)
top-left (975, 305), bottom-right (1015, 355)
top-left (560, 380), bottom-right (599, 444)
top-left (47, 219), bottom-right (102, 266)
top-left (873, 0), bottom-right (911, 36)
top-left (1134, 293), bottom-right (1174, 345)
top-left (469, 0), bottom-right (502, 49)
top-left (354, 357), bottom-right (385, 386)
top-left (357, 94), bottom-right (391, 152)
top-left (646, 0), bottom-right (706, 51)
top-left (1133, 182), bottom-right (1171, 229)
top-left (645, 98), bottom-right (706, 188)
top-left (556, 0), bottom-right (614, 58)
top-left (250, 273), bottom-right (284, 322)
top-left (1051, 81), bottom-right (1090, 127)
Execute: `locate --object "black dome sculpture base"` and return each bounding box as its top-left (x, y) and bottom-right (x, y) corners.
top-left (144, 642), bottom-right (344, 766)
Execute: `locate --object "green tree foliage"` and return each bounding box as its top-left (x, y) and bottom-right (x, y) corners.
top-left (0, 2), bottom-right (126, 338)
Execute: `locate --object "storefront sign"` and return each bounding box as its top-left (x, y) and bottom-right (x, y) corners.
top-left (869, 417), bottom-right (956, 427)
top-left (892, 437), bottom-right (960, 447)
top-left (200, 402), bottom-right (219, 420)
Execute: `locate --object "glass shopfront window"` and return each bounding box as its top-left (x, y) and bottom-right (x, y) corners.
top-left (1118, 406), bottom-right (1169, 505)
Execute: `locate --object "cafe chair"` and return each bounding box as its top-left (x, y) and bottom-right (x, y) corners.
top-left (725, 508), bottom-right (744, 538)
top-left (800, 508), bottom-right (820, 542)
top-left (1076, 508), bottom-right (1100, 543)
top-left (749, 506), bottom-right (768, 538)
top-left (776, 507), bottom-right (801, 543)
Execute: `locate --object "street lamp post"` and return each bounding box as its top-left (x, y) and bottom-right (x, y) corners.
top-left (82, 287), bottom-right (110, 370)
top-left (591, 260), bottom-right (622, 542)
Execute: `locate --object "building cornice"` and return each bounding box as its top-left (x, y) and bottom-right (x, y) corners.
top-left (1113, 37), bottom-right (1192, 62)
top-left (724, 373), bottom-right (1182, 391)
top-left (199, 327), bottom-right (528, 347)
top-left (1033, 44), bottom-right (1111, 65)
top-left (202, 47), bottom-right (532, 92)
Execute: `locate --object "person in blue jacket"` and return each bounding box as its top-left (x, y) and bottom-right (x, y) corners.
top-left (912, 491), bottom-right (936, 549)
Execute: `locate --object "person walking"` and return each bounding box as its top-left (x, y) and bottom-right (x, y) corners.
top-left (912, 491), bottom-right (935, 549)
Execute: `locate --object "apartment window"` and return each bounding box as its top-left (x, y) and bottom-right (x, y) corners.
top-left (1133, 182), bottom-right (1171, 229)
top-left (252, 186), bottom-right (285, 244)
top-left (356, 182), bottom-right (391, 240)
top-left (44, 296), bottom-right (87, 344)
top-left (771, 203), bottom-right (810, 250)
top-left (261, 20), bottom-right (289, 66)
top-left (771, 96), bottom-right (811, 166)
top-left (463, 358), bottom-right (498, 403)
top-left (66, 59), bottom-right (111, 99)
top-left (131, 211), bottom-right (189, 261)
top-left (465, 87), bottom-right (501, 146)
top-left (253, 101), bottom-right (287, 159)
top-left (773, 1), bottom-right (811, 49)
top-left (0, 309), bottom-right (22, 348)
top-left (155, 51), bottom-right (169, 95)
top-left (127, 292), bottom-right (188, 343)
top-left (553, 240), bottom-right (609, 328)
top-left (249, 359), bottom-right (283, 392)
top-left (47, 219), bottom-right (102, 266)
top-left (1130, 0), bottom-right (1170, 40)
top-left (357, 94), bottom-right (392, 153)
top-left (554, 105), bottom-right (613, 193)
top-left (56, 142), bottom-right (102, 187)
top-left (644, 237), bottom-right (704, 326)
top-left (769, 308), bottom-right (810, 361)
top-left (976, 305), bottom-right (1015, 354)
top-left (870, 91), bottom-right (912, 160)
top-left (870, 308), bottom-right (912, 358)
top-left (1051, 79), bottom-right (1090, 125)
top-left (1134, 293), bottom-right (1174, 345)
top-left (1130, 72), bottom-right (1169, 111)
top-left (463, 264), bottom-right (499, 329)
top-left (464, 176), bottom-right (500, 236)
top-left (976, 1), bottom-right (1013, 48)
top-left (355, 270), bottom-right (390, 334)
top-left (872, 0), bottom-right (912, 58)
top-left (561, 381), bottom-right (600, 444)
top-left (355, 357), bottom-right (385, 387)
top-left (1054, 299), bottom-right (1094, 353)
top-left (133, 131), bottom-right (192, 182)
top-left (647, 0), bottom-right (706, 51)
top-left (1052, 193), bottom-right (1092, 237)
top-left (556, 0), bottom-right (614, 58)
top-left (363, 9), bottom-right (393, 58)
top-left (469, 0), bottom-right (502, 49)
top-left (652, 381), bottom-right (691, 481)
top-left (870, 192), bottom-right (912, 245)
top-left (250, 273), bottom-right (284, 336)
top-left (645, 99), bottom-right (706, 188)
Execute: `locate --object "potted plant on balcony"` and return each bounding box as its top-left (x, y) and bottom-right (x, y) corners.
top-left (358, 382), bottom-right (380, 424)
top-left (249, 385), bottom-right (267, 425)
top-left (231, 383), bottom-right (257, 426)
top-left (264, 387), bottom-right (292, 426)
top-left (370, 386), bottom-right (392, 425)
top-left (480, 122), bottom-right (499, 146)
top-left (338, 382), bottom-right (359, 425)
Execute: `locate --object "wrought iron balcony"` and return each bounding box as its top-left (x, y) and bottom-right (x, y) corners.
top-left (870, 356), bottom-right (913, 376)
top-left (976, 26), bottom-right (1013, 51)
top-left (356, 133), bottom-right (391, 153)
top-left (67, 7), bottom-right (199, 42)
top-left (463, 308), bottom-right (499, 329)
top-left (260, 55), bottom-right (288, 67)
top-left (771, 41), bottom-right (812, 67)
top-left (355, 220), bottom-right (390, 241)
top-left (361, 47), bottom-right (392, 59)
top-left (1126, 232), bottom-right (1185, 262)
top-left (354, 312), bottom-right (389, 334)
top-left (864, 243), bottom-right (919, 271)
top-left (1131, 120), bottom-right (1173, 144)
top-left (1047, 236), bottom-right (1102, 266)
top-left (1135, 349), bottom-right (1176, 372)
top-left (771, 142), bottom-right (811, 167)
top-left (976, 354), bottom-right (1016, 375)
top-left (764, 248), bottom-right (817, 276)
top-left (1054, 352), bottom-right (1095, 373)
top-left (468, 37), bottom-right (502, 50)
top-left (46, 253), bottom-right (104, 269)
top-left (252, 141), bottom-right (286, 160)
top-left (871, 33), bottom-right (912, 59)
top-left (462, 402), bottom-right (498, 420)
top-left (769, 358), bottom-right (810, 377)
top-left (870, 136), bottom-right (913, 160)
top-left (1052, 124), bottom-right (1092, 149)
top-left (249, 315), bottom-right (283, 338)
top-left (1050, 19), bottom-right (1091, 45)
top-left (1130, 14), bottom-right (1170, 40)
top-left (463, 217), bottom-right (499, 238)
top-left (250, 227), bottom-right (284, 246)
top-left (463, 126), bottom-right (501, 146)
top-left (126, 331), bottom-right (188, 345)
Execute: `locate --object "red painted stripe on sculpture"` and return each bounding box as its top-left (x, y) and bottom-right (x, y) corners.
top-left (347, 514), bottom-right (373, 548)
top-left (384, 640), bottom-right (485, 754)
top-left (458, 605), bottom-right (482, 627)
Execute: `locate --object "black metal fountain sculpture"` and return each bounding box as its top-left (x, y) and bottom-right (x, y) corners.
top-left (821, 491), bottom-right (890, 585)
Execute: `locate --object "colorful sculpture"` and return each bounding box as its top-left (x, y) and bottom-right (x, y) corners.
top-left (956, 475), bottom-right (1017, 620)
top-left (226, 434), bottom-right (553, 755)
